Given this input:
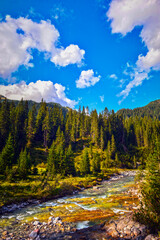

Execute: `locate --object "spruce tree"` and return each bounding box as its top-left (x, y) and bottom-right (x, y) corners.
top-left (65, 145), bottom-right (76, 176)
top-left (0, 133), bottom-right (14, 174)
top-left (100, 126), bottom-right (104, 150)
top-left (42, 108), bottom-right (51, 150)
top-left (47, 141), bottom-right (57, 176)
top-left (91, 152), bottom-right (100, 175)
top-left (137, 143), bottom-right (160, 231)
top-left (80, 148), bottom-right (90, 175)
top-left (18, 148), bottom-right (31, 179)
top-left (111, 134), bottom-right (116, 158)
top-left (27, 105), bottom-right (36, 148)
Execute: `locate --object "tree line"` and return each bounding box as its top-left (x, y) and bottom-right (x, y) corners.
top-left (0, 98), bottom-right (160, 178)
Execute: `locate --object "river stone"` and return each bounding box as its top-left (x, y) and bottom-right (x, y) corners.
top-left (106, 222), bottom-right (119, 238)
top-left (35, 236), bottom-right (40, 240)
top-left (33, 221), bottom-right (41, 226)
top-left (48, 216), bottom-right (54, 224)
top-left (133, 228), bottom-right (141, 236)
top-left (145, 234), bottom-right (159, 240)
top-left (2, 231), bottom-right (8, 236)
top-left (29, 229), bottom-right (39, 239)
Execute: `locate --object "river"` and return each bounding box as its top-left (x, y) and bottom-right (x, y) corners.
top-left (0, 171), bottom-right (138, 231)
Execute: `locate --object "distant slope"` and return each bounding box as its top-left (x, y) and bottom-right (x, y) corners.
top-left (117, 100), bottom-right (160, 119)
top-left (0, 96), bottom-right (68, 116)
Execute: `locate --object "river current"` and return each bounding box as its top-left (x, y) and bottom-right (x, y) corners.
top-left (0, 172), bottom-right (138, 229)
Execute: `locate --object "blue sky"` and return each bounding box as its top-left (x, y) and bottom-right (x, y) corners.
top-left (0, 0), bottom-right (160, 112)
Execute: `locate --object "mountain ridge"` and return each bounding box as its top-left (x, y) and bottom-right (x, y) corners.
top-left (1, 95), bottom-right (160, 119)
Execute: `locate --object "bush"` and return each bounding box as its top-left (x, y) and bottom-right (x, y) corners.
top-left (135, 150), bottom-right (160, 232)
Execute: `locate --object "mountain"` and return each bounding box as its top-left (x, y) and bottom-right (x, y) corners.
top-left (0, 95), bottom-right (68, 115)
top-left (117, 99), bottom-right (160, 120)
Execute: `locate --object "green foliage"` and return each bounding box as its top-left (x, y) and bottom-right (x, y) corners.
top-left (65, 145), bottom-right (76, 176)
top-left (80, 148), bottom-right (90, 175)
top-left (91, 152), bottom-right (101, 175)
top-left (135, 142), bottom-right (160, 232)
top-left (0, 133), bottom-right (14, 174)
top-left (18, 148), bottom-right (31, 179)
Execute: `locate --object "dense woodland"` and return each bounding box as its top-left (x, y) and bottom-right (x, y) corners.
top-left (0, 97), bottom-right (160, 231)
top-left (0, 97), bottom-right (160, 178)
top-left (117, 99), bottom-right (160, 120)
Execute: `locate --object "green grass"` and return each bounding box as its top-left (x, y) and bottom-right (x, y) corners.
top-left (0, 168), bottom-right (119, 207)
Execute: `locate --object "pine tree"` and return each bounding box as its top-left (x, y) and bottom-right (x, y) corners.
top-left (91, 110), bottom-right (99, 146)
top-left (0, 98), bottom-right (10, 150)
top-left (14, 99), bottom-right (27, 153)
top-left (115, 153), bottom-right (120, 167)
top-left (100, 126), bottom-right (104, 150)
top-left (35, 100), bottom-right (46, 141)
top-left (47, 141), bottom-right (57, 176)
top-left (65, 145), bottom-right (76, 176)
top-left (80, 148), bottom-right (90, 175)
top-left (71, 112), bottom-right (77, 142)
top-left (42, 107), bottom-right (51, 150)
top-left (91, 152), bottom-right (100, 175)
top-left (27, 105), bottom-right (36, 148)
top-left (18, 148), bottom-right (31, 179)
top-left (111, 134), bottom-right (116, 158)
top-left (137, 142), bottom-right (160, 231)
top-left (105, 140), bottom-right (112, 168)
top-left (0, 133), bottom-right (14, 174)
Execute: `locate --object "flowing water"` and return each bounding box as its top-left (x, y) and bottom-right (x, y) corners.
top-left (0, 172), bottom-right (138, 229)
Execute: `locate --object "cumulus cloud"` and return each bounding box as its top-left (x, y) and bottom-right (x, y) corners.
top-left (0, 16), bottom-right (85, 78)
top-left (109, 74), bottom-right (117, 80)
top-left (76, 69), bottom-right (101, 88)
top-left (51, 44), bottom-right (85, 67)
top-left (0, 80), bottom-right (77, 108)
top-left (100, 95), bottom-right (104, 102)
top-left (107, 0), bottom-right (160, 103)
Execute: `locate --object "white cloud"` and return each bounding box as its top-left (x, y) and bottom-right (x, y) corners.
top-left (100, 95), bottom-right (104, 102)
top-left (51, 44), bottom-right (85, 67)
top-left (118, 71), bottom-right (149, 105)
top-left (107, 0), bottom-right (160, 103)
top-left (0, 80), bottom-right (77, 108)
top-left (76, 69), bottom-right (101, 88)
top-left (109, 74), bottom-right (117, 80)
top-left (0, 16), bottom-right (85, 78)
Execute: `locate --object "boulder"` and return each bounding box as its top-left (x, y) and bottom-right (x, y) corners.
top-left (145, 234), bottom-right (159, 240)
top-left (29, 229), bottom-right (39, 239)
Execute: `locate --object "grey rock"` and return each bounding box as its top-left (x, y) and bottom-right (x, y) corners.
top-left (33, 221), bottom-right (41, 226)
top-left (29, 229), bottom-right (39, 239)
top-left (145, 234), bottom-right (159, 240)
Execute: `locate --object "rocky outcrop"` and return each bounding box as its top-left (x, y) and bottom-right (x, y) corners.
top-left (104, 213), bottom-right (147, 239)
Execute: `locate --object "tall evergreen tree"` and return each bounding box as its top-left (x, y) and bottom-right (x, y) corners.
top-left (47, 141), bottom-right (57, 176)
top-left (18, 148), bottom-right (31, 179)
top-left (80, 148), bottom-right (90, 175)
top-left (27, 105), bottom-right (36, 148)
top-left (0, 133), bottom-right (14, 174)
top-left (100, 126), bottom-right (104, 150)
top-left (42, 107), bottom-right (51, 150)
top-left (65, 145), bottom-right (76, 176)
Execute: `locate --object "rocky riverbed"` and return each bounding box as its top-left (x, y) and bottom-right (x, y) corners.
top-left (0, 171), bottom-right (159, 240)
top-left (1, 214), bottom-right (159, 240)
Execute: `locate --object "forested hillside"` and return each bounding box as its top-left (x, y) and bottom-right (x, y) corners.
top-left (1, 97), bottom-right (160, 178)
top-left (117, 99), bottom-right (160, 119)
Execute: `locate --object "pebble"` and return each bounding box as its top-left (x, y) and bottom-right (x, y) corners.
top-left (33, 221), bottom-right (41, 226)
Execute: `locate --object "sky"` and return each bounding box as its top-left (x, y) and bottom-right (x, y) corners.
top-left (0, 0), bottom-right (160, 112)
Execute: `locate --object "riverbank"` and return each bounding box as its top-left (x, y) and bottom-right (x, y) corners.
top-left (0, 168), bottom-right (121, 215)
top-left (0, 170), bottom-right (141, 239)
